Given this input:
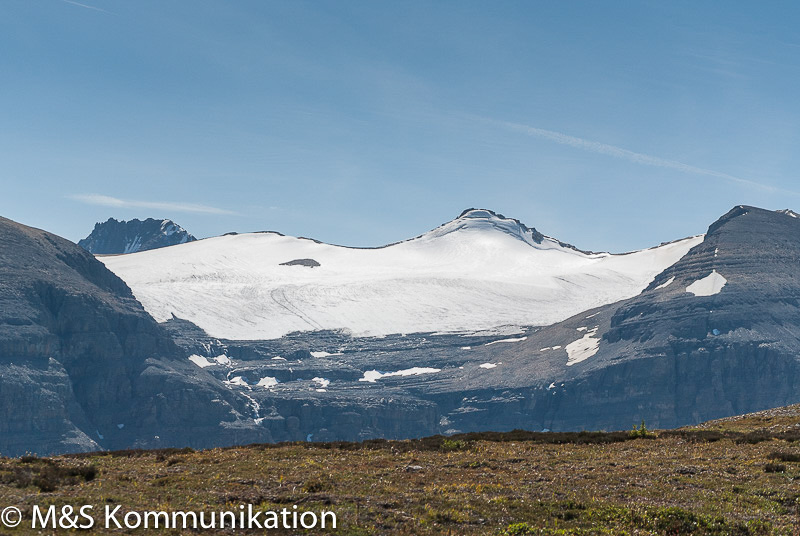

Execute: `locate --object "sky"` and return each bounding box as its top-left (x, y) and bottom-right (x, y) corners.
top-left (3, 1), bottom-right (800, 253)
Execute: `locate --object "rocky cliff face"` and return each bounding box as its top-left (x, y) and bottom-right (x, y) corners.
top-left (78, 218), bottom-right (195, 254)
top-left (0, 217), bottom-right (267, 456)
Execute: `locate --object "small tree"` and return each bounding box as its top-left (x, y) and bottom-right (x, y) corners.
top-left (629, 419), bottom-right (652, 438)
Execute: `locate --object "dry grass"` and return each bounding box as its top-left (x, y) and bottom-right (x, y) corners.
top-left (3, 411), bottom-right (800, 534)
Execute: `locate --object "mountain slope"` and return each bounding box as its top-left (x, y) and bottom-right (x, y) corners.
top-left (0, 217), bottom-right (269, 456)
top-left (441, 205), bottom-right (800, 431)
top-left (78, 217), bottom-right (195, 254)
top-left (100, 209), bottom-right (702, 339)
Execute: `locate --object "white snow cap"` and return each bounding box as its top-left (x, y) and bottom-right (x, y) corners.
top-left (101, 209), bottom-right (703, 340)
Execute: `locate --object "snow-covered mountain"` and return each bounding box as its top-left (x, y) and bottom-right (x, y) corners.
top-left (79, 217), bottom-right (196, 254)
top-left (101, 209), bottom-right (702, 340)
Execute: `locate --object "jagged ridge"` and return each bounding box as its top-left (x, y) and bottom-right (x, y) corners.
top-left (78, 218), bottom-right (196, 254)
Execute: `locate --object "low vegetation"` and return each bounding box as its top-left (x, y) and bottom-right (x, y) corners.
top-left (3, 409), bottom-right (800, 534)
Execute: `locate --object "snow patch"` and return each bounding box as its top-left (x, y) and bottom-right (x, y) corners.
top-left (484, 336), bottom-right (527, 346)
top-left (460, 346), bottom-right (472, 350)
top-left (566, 327), bottom-right (600, 366)
top-left (188, 355), bottom-right (214, 368)
top-left (312, 377), bottom-right (330, 388)
top-left (257, 377), bottom-right (279, 388)
top-left (479, 363), bottom-right (499, 369)
top-left (359, 367), bottom-right (441, 383)
top-left (654, 276), bottom-right (675, 290)
top-left (686, 270), bottom-right (727, 297)
top-left (213, 355), bottom-right (231, 365)
top-left (311, 351), bottom-right (342, 358)
top-left (224, 376), bottom-right (248, 386)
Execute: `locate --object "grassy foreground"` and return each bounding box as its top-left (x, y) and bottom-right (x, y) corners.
top-left (4, 408), bottom-right (800, 534)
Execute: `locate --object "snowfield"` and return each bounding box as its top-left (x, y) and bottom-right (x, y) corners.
top-left (101, 209), bottom-right (703, 340)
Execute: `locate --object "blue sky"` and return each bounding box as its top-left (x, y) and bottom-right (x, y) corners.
top-left (3, 1), bottom-right (800, 252)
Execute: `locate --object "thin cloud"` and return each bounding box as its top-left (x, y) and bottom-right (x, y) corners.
top-left (59, 0), bottom-right (110, 13)
top-left (495, 119), bottom-right (794, 195)
top-left (69, 194), bottom-right (236, 215)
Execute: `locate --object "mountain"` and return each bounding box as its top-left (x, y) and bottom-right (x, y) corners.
top-left (78, 217), bottom-right (195, 254)
top-left (438, 205), bottom-right (800, 431)
top-left (100, 209), bottom-right (702, 339)
top-left (7, 205), bottom-right (800, 454)
top-left (106, 205), bottom-right (800, 444)
top-left (0, 217), bottom-right (269, 456)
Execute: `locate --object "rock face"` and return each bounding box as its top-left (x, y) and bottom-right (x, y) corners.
top-left (0, 217), bottom-right (268, 456)
top-left (78, 218), bottom-right (195, 254)
top-left (279, 258), bottom-right (321, 268)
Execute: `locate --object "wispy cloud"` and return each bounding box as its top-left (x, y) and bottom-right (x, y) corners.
top-left (59, 0), bottom-right (110, 13)
top-left (69, 194), bottom-right (236, 215)
top-left (494, 119), bottom-right (794, 195)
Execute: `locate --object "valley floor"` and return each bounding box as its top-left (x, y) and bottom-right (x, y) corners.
top-left (4, 407), bottom-right (800, 534)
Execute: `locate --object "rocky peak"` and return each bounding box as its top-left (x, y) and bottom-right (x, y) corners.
top-left (78, 217), bottom-right (196, 254)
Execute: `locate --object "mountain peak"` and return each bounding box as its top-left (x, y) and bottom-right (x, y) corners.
top-left (78, 217), bottom-right (196, 254)
top-left (706, 205), bottom-right (800, 237)
top-left (420, 208), bottom-right (589, 253)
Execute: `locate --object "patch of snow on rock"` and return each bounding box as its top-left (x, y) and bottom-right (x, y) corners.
top-left (257, 377), bottom-right (279, 388)
top-left (479, 363), bottom-right (499, 369)
top-left (225, 376), bottom-right (249, 386)
top-left (686, 270), bottom-right (727, 297)
top-left (654, 276), bottom-right (675, 290)
top-left (566, 327), bottom-right (600, 367)
top-left (359, 367), bottom-right (441, 382)
top-left (485, 336), bottom-right (528, 346)
top-left (311, 351), bottom-right (341, 358)
top-left (188, 355), bottom-right (214, 368)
